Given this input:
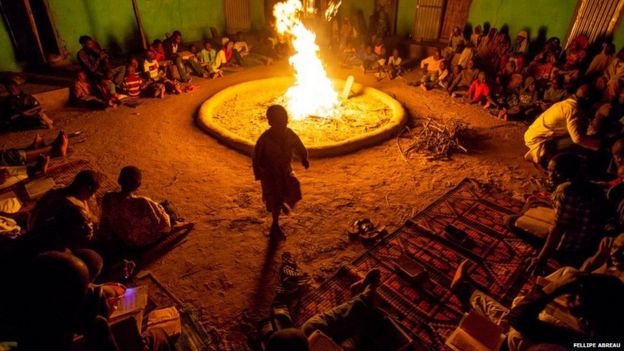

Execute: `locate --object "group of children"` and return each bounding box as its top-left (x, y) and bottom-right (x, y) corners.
top-left (411, 26), bottom-right (624, 121)
top-left (340, 37), bottom-right (404, 80)
top-left (71, 32), bottom-right (253, 109)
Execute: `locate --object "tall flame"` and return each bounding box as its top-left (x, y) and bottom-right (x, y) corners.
top-left (274, 0), bottom-right (339, 120)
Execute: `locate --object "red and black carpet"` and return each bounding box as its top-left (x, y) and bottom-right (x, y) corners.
top-left (293, 178), bottom-right (536, 350)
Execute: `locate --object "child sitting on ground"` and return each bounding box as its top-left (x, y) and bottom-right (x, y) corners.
top-left (120, 65), bottom-right (147, 98)
top-left (500, 77), bottom-right (540, 120)
top-left (359, 45), bottom-right (378, 72)
top-left (413, 48), bottom-right (443, 87)
top-left (422, 60), bottom-right (450, 90)
top-left (72, 70), bottom-right (109, 110)
top-left (198, 41), bottom-right (223, 78)
top-left (3, 81), bottom-right (53, 130)
top-left (449, 59), bottom-right (479, 96)
top-left (386, 49), bottom-right (403, 79)
top-left (97, 70), bottom-right (121, 107)
top-left (143, 50), bottom-right (182, 97)
top-left (465, 72), bottom-right (490, 106)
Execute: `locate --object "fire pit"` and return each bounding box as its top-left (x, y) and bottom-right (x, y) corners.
top-left (197, 76), bottom-right (406, 157)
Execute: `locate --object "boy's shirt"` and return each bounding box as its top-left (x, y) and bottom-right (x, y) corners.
top-left (420, 55), bottom-right (442, 72)
top-left (122, 74), bottom-right (144, 97)
top-left (388, 56), bottom-right (402, 67)
top-left (199, 48), bottom-right (217, 65)
top-left (143, 59), bottom-right (161, 80)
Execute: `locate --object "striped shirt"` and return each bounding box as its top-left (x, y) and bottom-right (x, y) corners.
top-left (122, 74), bottom-right (144, 97)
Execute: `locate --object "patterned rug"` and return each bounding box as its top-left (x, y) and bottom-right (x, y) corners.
top-left (293, 179), bottom-right (536, 350)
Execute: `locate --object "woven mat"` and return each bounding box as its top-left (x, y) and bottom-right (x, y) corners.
top-left (293, 179), bottom-right (535, 350)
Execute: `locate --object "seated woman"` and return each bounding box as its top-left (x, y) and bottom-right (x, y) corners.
top-left (100, 166), bottom-right (172, 252)
top-left (2, 81), bottom-right (53, 130)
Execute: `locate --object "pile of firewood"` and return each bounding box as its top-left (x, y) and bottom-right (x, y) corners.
top-left (398, 118), bottom-right (469, 161)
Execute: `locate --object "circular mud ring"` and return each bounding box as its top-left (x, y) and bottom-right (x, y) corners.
top-left (197, 76), bottom-right (406, 158)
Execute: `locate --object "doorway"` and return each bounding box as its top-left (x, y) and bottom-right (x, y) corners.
top-left (0, 0), bottom-right (63, 67)
top-left (411, 0), bottom-right (472, 42)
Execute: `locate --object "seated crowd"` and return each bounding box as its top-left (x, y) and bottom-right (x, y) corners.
top-left (71, 30), bottom-right (277, 110)
top-left (1, 29), bottom-right (280, 131)
top-left (0, 163), bottom-right (191, 349)
top-left (3, 18), bottom-right (624, 351)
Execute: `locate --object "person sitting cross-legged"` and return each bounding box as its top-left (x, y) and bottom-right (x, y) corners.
top-left (525, 153), bottom-right (610, 273)
top-left (27, 170), bottom-right (101, 252)
top-left (99, 166), bottom-right (174, 253)
top-left (3, 81), bottom-right (54, 130)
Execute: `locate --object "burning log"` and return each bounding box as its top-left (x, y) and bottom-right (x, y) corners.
top-left (398, 118), bottom-right (468, 161)
top-left (341, 75), bottom-right (355, 100)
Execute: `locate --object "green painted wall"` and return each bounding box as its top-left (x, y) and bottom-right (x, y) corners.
top-left (397, 0), bottom-right (416, 37)
top-left (48, 0), bottom-right (227, 57)
top-left (614, 25), bottom-right (624, 49)
top-left (0, 19), bottom-right (21, 71)
top-left (250, 0), bottom-right (265, 30)
top-left (341, 0), bottom-right (375, 30)
top-left (0, 0), bottom-right (266, 72)
top-left (467, 0), bottom-right (577, 43)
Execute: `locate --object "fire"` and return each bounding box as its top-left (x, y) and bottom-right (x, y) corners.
top-left (273, 0), bottom-right (339, 120)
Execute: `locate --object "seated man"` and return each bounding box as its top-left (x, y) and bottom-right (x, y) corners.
top-left (524, 85), bottom-right (600, 167)
top-left (163, 30), bottom-right (207, 82)
top-left (77, 35), bottom-right (125, 86)
top-left (2, 81), bottom-right (54, 130)
top-left (100, 166), bottom-right (171, 251)
top-left (28, 170), bottom-right (101, 251)
top-left (527, 153), bottom-right (609, 272)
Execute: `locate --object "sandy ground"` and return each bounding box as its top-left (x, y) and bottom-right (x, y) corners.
top-left (1, 60), bottom-right (543, 344)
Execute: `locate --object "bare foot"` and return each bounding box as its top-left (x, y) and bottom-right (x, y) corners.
top-left (34, 155), bottom-right (50, 175)
top-left (29, 134), bottom-right (44, 149)
top-left (270, 224), bottom-right (286, 240)
top-left (281, 205), bottom-right (290, 215)
top-left (350, 268), bottom-right (381, 296)
top-left (51, 131), bottom-right (69, 157)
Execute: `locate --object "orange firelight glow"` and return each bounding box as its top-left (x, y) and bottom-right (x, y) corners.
top-left (273, 0), bottom-right (339, 120)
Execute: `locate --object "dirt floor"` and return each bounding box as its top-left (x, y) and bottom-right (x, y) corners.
top-left (1, 60), bottom-right (544, 345)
